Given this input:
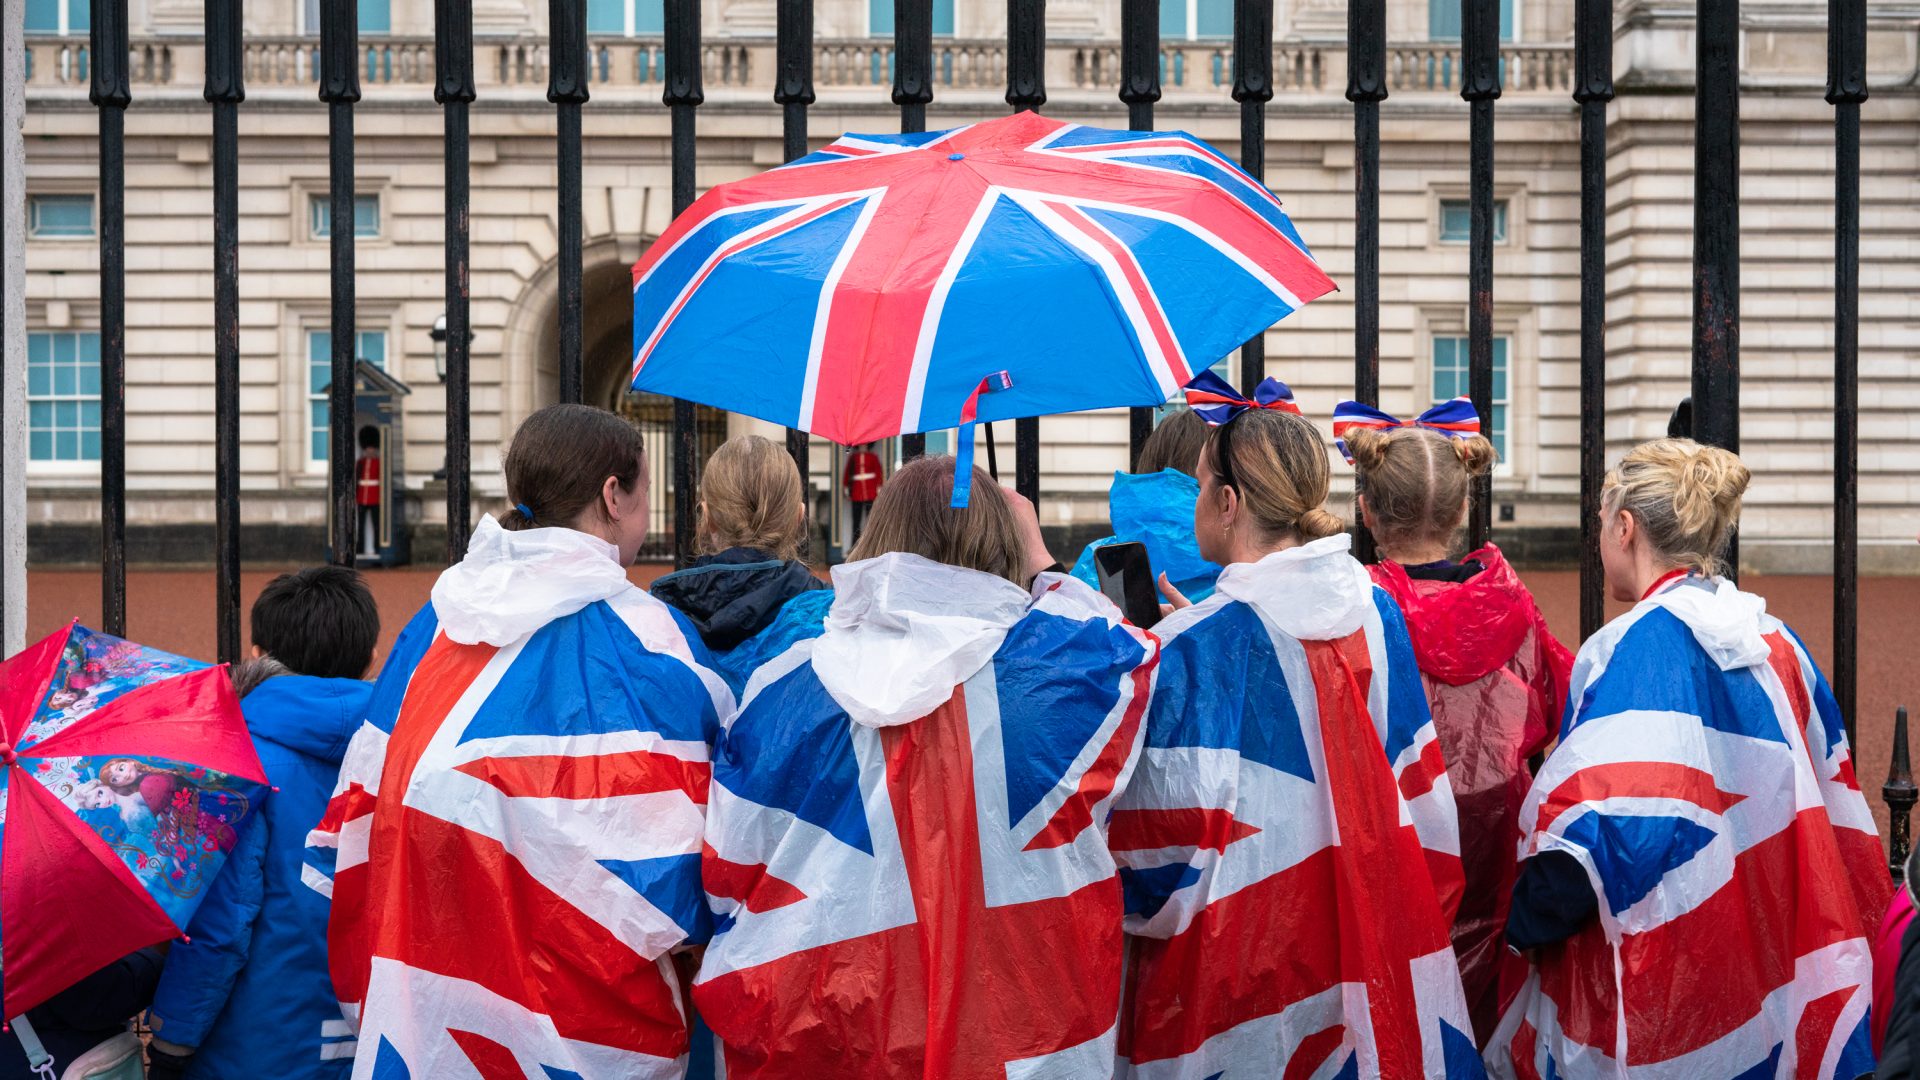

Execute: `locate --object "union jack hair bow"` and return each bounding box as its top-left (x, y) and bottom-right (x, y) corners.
top-left (1330, 397), bottom-right (1481, 464)
top-left (1182, 369), bottom-right (1302, 427)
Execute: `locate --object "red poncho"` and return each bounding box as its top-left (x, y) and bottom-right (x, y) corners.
top-left (1369, 543), bottom-right (1572, 1044)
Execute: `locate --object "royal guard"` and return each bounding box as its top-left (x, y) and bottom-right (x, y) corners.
top-left (842, 442), bottom-right (882, 544)
top-left (356, 425), bottom-right (382, 559)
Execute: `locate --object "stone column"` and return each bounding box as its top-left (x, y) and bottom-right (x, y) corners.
top-left (2, 0), bottom-right (25, 652)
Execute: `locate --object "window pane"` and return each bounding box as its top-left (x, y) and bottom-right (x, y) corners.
top-left (56, 430), bottom-right (78, 461)
top-left (29, 194), bottom-right (94, 237)
top-left (81, 400), bottom-right (99, 429)
top-left (25, 0), bottom-right (59, 32)
top-left (30, 431), bottom-right (52, 461)
top-left (304, 0), bottom-right (320, 33)
top-left (1428, 0), bottom-right (1460, 40)
top-left (52, 333), bottom-right (74, 364)
top-left (868, 0), bottom-right (892, 36)
top-left (80, 359), bottom-right (100, 396)
top-left (312, 402), bottom-right (329, 461)
top-left (1492, 200), bottom-right (1509, 242)
top-left (636, 0), bottom-right (664, 33)
top-left (55, 400), bottom-right (77, 427)
top-left (66, 0), bottom-right (87, 31)
top-left (1500, 0), bottom-right (1515, 41)
top-left (29, 365), bottom-right (49, 396)
top-left (81, 429), bottom-right (100, 461)
top-left (1438, 199), bottom-right (1471, 242)
top-left (1195, 0), bottom-right (1232, 38)
top-left (353, 193), bottom-right (380, 237)
top-left (53, 363), bottom-right (75, 396)
top-left (1491, 404), bottom-right (1508, 460)
top-left (1160, 0), bottom-right (1185, 37)
top-left (78, 331), bottom-right (100, 362)
top-left (310, 330), bottom-right (331, 365)
top-left (932, 0), bottom-right (954, 36)
top-left (358, 331), bottom-right (387, 366)
top-left (28, 333), bottom-right (49, 365)
top-left (358, 0), bottom-right (390, 34)
top-left (587, 0), bottom-right (624, 32)
top-left (312, 196), bottom-right (331, 238)
top-left (30, 401), bottom-right (52, 430)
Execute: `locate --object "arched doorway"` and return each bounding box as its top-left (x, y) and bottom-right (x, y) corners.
top-left (583, 258), bottom-right (726, 560)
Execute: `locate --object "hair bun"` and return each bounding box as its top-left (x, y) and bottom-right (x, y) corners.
top-left (1452, 433), bottom-right (1498, 478)
top-left (1295, 506), bottom-right (1347, 541)
top-left (1344, 426), bottom-right (1393, 474)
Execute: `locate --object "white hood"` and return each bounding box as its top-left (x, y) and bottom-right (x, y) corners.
top-left (1213, 533), bottom-right (1376, 642)
top-left (431, 515), bottom-right (633, 646)
top-left (1646, 575), bottom-right (1772, 672)
top-left (811, 552), bottom-right (1032, 729)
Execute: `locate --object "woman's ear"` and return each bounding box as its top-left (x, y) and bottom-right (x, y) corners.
top-left (602, 475), bottom-right (622, 523)
top-left (1355, 492), bottom-right (1370, 527)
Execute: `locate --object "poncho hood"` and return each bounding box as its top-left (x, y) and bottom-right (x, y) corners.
top-left (812, 552), bottom-right (1032, 729)
top-left (240, 674), bottom-right (369, 765)
top-left (431, 514), bottom-right (633, 646)
top-left (1370, 544), bottom-right (1538, 685)
top-left (1214, 533), bottom-right (1375, 642)
top-left (1645, 574), bottom-right (1772, 672)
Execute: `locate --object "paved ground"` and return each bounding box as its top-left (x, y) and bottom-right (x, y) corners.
top-left (24, 564), bottom-right (1920, 840)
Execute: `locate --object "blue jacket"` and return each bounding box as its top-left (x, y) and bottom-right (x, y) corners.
top-left (1069, 469), bottom-right (1223, 603)
top-left (149, 674), bottom-right (369, 1080)
top-left (652, 549), bottom-right (834, 695)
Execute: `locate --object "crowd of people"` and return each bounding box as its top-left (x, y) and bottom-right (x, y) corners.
top-left (5, 386), bottom-right (1904, 1080)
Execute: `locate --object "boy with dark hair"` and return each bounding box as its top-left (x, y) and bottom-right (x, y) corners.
top-left (146, 566), bottom-right (380, 1080)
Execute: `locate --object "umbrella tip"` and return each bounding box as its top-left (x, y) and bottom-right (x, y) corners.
top-left (180, 934), bottom-right (192, 944)
top-left (271, 785), bottom-right (282, 793)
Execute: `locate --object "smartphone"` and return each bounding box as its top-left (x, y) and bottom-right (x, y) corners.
top-left (1093, 541), bottom-right (1162, 630)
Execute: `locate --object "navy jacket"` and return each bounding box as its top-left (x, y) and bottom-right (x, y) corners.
top-left (0, 949), bottom-right (162, 1080)
top-left (652, 547), bottom-right (831, 693)
top-left (148, 674), bottom-right (369, 1079)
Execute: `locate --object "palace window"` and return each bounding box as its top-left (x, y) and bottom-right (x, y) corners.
top-left (868, 0), bottom-right (956, 37)
top-left (1428, 0), bottom-right (1515, 41)
top-left (300, 0), bottom-right (391, 35)
top-left (1438, 198), bottom-right (1508, 244)
top-left (28, 194), bottom-right (95, 239)
top-left (1431, 335), bottom-right (1508, 461)
top-left (1161, 0), bottom-right (1231, 40)
top-left (308, 330), bottom-right (387, 462)
top-left (24, 0), bottom-right (87, 35)
top-left (310, 193), bottom-right (382, 240)
top-left (588, 0), bottom-right (665, 34)
top-left (28, 332), bottom-right (101, 463)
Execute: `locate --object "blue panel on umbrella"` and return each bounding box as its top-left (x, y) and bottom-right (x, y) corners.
top-left (633, 201), bottom-right (814, 368)
top-left (635, 198), bottom-right (870, 426)
top-left (1080, 204), bottom-right (1291, 377)
top-left (920, 195), bottom-right (1167, 430)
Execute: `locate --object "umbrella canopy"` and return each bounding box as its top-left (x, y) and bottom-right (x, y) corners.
top-left (0, 622), bottom-right (267, 1019)
top-left (630, 111), bottom-right (1336, 447)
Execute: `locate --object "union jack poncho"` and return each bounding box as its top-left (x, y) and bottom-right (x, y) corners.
top-left (1117, 534), bottom-right (1482, 1079)
top-left (1488, 574), bottom-right (1892, 1079)
top-left (304, 517), bottom-right (734, 1079)
top-left (693, 554), bottom-right (1158, 1079)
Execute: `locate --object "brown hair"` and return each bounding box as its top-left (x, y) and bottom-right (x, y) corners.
top-left (1136, 409), bottom-right (1208, 477)
top-left (698, 434), bottom-right (809, 561)
top-left (500, 404), bottom-right (645, 532)
top-left (1347, 426), bottom-right (1498, 552)
top-left (1206, 409), bottom-right (1345, 544)
top-left (1602, 438), bottom-right (1750, 576)
top-left (847, 456), bottom-right (1026, 585)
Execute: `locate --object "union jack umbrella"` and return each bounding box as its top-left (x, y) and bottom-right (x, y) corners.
top-left (629, 111), bottom-right (1336, 450)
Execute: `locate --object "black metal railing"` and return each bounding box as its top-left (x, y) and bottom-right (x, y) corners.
top-left (19, 0), bottom-right (1904, 874)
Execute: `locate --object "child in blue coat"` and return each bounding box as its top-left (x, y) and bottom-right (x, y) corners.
top-left (1070, 408), bottom-right (1224, 603)
top-left (146, 566), bottom-right (380, 1080)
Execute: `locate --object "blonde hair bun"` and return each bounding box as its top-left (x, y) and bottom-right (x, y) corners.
top-left (1295, 506), bottom-right (1347, 541)
top-left (1602, 438), bottom-right (1749, 577)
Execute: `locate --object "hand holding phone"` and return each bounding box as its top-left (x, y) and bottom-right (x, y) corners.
top-left (1093, 541), bottom-right (1161, 629)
